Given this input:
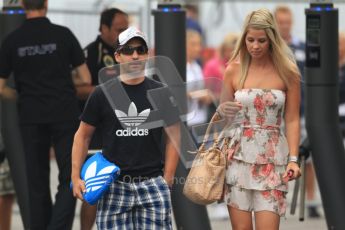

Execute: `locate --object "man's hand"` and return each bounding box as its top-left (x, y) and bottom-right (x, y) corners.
top-left (71, 177), bottom-right (86, 201)
top-left (163, 174), bottom-right (174, 188)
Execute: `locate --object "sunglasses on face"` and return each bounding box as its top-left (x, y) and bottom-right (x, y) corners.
top-left (119, 45), bottom-right (148, 55)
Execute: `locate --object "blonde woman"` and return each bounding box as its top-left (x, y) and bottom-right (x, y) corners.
top-left (217, 8), bottom-right (301, 229)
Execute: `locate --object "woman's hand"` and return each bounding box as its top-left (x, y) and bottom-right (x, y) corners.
top-left (283, 162), bottom-right (301, 182)
top-left (217, 101), bottom-right (242, 120)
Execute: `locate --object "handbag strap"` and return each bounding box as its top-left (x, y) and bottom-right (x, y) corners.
top-left (199, 113), bottom-right (224, 152)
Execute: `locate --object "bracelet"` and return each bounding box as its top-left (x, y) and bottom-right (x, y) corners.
top-left (215, 110), bottom-right (222, 118)
top-left (216, 108), bottom-right (224, 118)
top-left (288, 155), bottom-right (299, 164)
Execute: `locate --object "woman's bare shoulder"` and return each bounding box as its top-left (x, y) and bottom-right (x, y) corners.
top-left (225, 61), bottom-right (240, 78)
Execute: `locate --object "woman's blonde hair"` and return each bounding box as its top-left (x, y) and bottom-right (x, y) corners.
top-left (230, 8), bottom-right (300, 89)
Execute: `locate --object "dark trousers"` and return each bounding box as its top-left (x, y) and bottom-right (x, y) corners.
top-left (20, 121), bottom-right (78, 230)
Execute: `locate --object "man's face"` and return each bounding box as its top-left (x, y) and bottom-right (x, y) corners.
top-left (275, 11), bottom-right (293, 42)
top-left (102, 13), bottom-right (129, 47)
top-left (115, 39), bottom-right (148, 75)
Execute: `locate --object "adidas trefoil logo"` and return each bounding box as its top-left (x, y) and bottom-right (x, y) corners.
top-left (84, 161), bottom-right (118, 192)
top-left (115, 102), bottom-right (150, 127)
top-left (114, 102), bottom-right (150, 136)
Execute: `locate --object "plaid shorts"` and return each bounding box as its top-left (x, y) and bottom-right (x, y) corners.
top-left (96, 176), bottom-right (172, 230)
top-left (0, 159), bottom-right (15, 196)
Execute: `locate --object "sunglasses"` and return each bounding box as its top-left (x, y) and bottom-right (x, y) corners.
top-left (119, 45), bottom-right (148, 55)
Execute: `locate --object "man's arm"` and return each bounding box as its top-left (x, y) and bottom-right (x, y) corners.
top-left (72, 63), bottom-right (93, 100)
top-left (71, 121), bottom-right (95, 200)
top-left (163, 122), bottom-right (181, 188)
top-left (0, 78), bottom-right (16, 100)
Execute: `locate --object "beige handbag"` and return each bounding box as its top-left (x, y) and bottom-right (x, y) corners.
top-left (183, 114), bottom-right (228, 205)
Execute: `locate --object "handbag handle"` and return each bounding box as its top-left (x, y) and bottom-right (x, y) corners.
top-left (199, 113), bottom-right (224, 152)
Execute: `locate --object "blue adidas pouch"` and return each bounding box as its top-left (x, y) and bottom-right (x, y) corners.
top-left (71, 152), bottom-right (120, 205)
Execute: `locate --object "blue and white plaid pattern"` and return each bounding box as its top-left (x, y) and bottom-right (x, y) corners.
top-left (96, 176), bottom-right (172, 230)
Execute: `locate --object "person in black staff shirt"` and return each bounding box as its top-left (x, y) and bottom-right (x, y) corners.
top-left (0, 0), bottom-right (91, 229)
top-left (75, 8), bottom-right (129, 230)
top-left (76, 8), bottom-right (128, 103)
top-left (71, 27), bottom-right (180, 229)
top-left (83, 8), bottom-right (128, 89)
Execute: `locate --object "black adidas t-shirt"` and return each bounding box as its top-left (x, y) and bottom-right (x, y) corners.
top-left (0, 17), bottom-right (83, 124)
top-left (81, 78), bottom-right (179, 177)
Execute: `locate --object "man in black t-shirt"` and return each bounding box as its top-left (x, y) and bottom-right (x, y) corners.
top-left (71, 27), bottom-right (180, 229)
top-left (76, 8), bottom-right (128, 230)
top-left (0, 0), bottom-right (91, 229)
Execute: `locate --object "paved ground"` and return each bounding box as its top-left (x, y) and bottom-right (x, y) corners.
top-left (10, 159), bottom-right (327, 230)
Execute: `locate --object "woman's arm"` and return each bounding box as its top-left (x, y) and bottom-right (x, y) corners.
top-left (217, 62), bottom-right (242, 121)
top-left (283, 77), bottom-right (301, 180)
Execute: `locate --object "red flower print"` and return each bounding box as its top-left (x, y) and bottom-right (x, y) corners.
top-left (260, 163), bottom-right (274, 177)
top-left (251, 165), bottom-right (259, 178)
top-left (263, 92), bottom-right (274, 106)
top-left (227, 141), bottom-right (240, 161)
top-left (256, 116), bottom-right (265, 125)
top-left (243, 128), bottom-right (254, 138)
top-left (227, 149), bottom-right (234, 160)
top-left (265, 140), bottom-right (275, 158)
top-left (261, 190), bottom-right (271, 200)
top-left (254, 96), bottom-right (265, 114)
top-left (272, 190), bottom-right (284, 201)
top-left (256, 154), bottom-right (267, 164)
top-left (267, 173), bottom-right (280, 187)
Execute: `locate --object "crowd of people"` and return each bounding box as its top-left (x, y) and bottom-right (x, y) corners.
top-left (2, 0), bottom-right (340, 229)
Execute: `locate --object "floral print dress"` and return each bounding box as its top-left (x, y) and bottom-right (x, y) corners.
top-left (222, 88), bottom-right (289, 216)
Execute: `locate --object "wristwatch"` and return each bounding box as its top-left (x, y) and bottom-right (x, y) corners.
top-left (288, 155), bottom-right (299, 164)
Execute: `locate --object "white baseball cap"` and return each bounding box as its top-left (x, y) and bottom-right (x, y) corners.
top-left (118, 26), bottom-right (148, 47)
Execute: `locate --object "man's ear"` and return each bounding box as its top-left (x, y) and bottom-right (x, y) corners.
top-left (100, 24), bottom-right (109, 34)
top-left (114, 52), bottom-right (120, 63)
